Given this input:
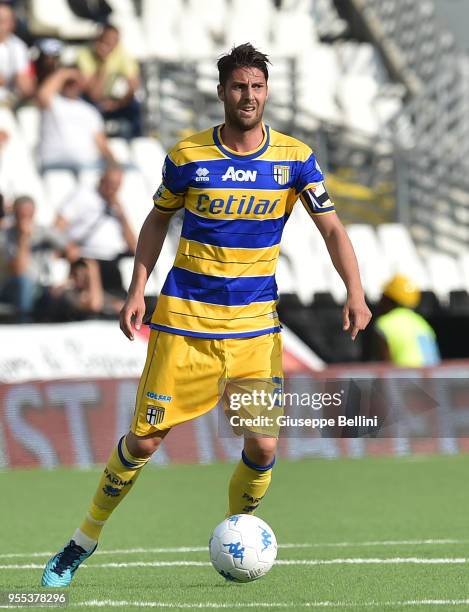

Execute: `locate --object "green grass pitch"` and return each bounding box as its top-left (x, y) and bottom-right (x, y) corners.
top-left (1, 454), bottom-right (469, 611)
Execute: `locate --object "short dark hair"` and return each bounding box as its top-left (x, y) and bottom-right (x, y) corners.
top-left (13, 195), bottom-right (34, 209)
top-left (217, 43), bottom-right (270, 87)
top-left (70, 258), bottom-right (88, 273)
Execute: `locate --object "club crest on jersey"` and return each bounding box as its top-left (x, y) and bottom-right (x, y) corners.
top-left (146, 405), bottom-right (165, 425)
top-left (273, 165), bottom-right (290, 185)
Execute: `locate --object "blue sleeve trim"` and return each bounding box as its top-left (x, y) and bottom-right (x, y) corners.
top-left (241, 450), bottom-right (276, 472)
top-left (295, 152), bottom-right (324, 193)
top-left (117, 436), bottom-right (139, 470)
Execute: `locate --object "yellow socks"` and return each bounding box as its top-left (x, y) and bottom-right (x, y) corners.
top-left (227, 451), bottom-right (275, 516)
top-left (78, 436), bottom-right (150, 543)
top-left (73, 441), bottom-right (274, 550)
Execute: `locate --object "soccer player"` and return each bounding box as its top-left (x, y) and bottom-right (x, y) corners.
top-left (42, 43), bottom-right (371, 587)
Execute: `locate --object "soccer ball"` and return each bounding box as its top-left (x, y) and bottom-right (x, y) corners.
top-left (209, 514), bottom-right (277, 582)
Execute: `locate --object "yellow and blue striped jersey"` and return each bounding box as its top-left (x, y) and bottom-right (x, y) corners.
top-left (150, 123), bottom-right (335, 339)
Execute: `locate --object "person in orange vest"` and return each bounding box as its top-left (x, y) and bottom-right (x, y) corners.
top-left (373, 274), bottom-right (440, 367)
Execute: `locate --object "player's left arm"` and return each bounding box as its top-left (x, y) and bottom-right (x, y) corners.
top-left (312, 211), bottom-right (372, 341)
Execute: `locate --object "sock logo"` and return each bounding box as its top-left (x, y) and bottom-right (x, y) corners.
top-left (102, 484), bottom-right (121, 497)
top-left (104, 468), bottom-right (132, 488)
top-left (242, 493), bottom-right (262, 504)
top-left (146, 405), bottom-right (165, 425)
top-left (242, 492), bottom-right (263, 512)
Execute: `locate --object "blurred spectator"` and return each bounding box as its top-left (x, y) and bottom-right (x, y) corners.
top-left (67, 0), bottom-right (112, 23)
top-left (373, 274), bottom-right (441, 367)
top-left (37, 258), bottom-right (125, 321)
top-left (0, 119), bottom-right (13, 206)
top-left (77, 24), bottom-right (142, 138)
top-left (33, 38), bottom-right (63, 86)
top-left (0, 2), bottom-right (34, 105)
top-left (0, 192), bottom-right (5, 229)
top-left (37, 66), bottom-right (116, 173)
top-left (0, 195), bottom-right (74, 321)
top-left (55, 164), bottom-right (136, 295)
top-left (0, 107), bottom-right (31, 209)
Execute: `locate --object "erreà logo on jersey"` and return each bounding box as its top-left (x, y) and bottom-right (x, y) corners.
top-left (221, 166), bottom-right (257, 182)
top-left (195, 167), bottom-right (210, 182)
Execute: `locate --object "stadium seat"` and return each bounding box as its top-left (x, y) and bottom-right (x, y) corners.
top-left (178, 10), bottom-right (214, 60)
top-left (270, 10), bottom-right (318, 57)
top-left (118, 169), bottom-right (153, 236)
top-left (346, 224), bottom-right (391, 301)
top-left (448, 290), bottom-right (469, 315)
top-left (29, 0), bottom-right (99, 39)
top-left (118, 255), bottom-right (158, 296)
top-left (118, 256), bottom-right (133, 292)
top-left (338, 43), bottom-right (387, 83)
top-left (281, 204), bottom-right (328, 304)
top-left (142, 0), bottom-right (182, 60)
top-left (426, 252), bottom-right (463, 303)
top-left (106, 0), bottom-right (149, 61)
top-left (187, 0), bottom-right (228, 42)
top-left (153, 234), bottom-right (177, 295)
top-left (107, 138), bottom-right (132, 165)
top-left (325, 264), bottom-right (347, 304)
top-left (376, 223), bottom-right (429, 288)
top-left (337, 75), bottom-right (379, 135)
top-left (79, 169), bottom-right (101, 189)
top-left (312, 0), bottom-right (347, 38)
top-left (296, 44), bottom-right (343, 123)
top-left (458, 252), bottom-right (469, 293)
top-left (312, 291), bottom-right (337, 308)
top-left (416, 290), bottom-right (442, 318)
top-left (276, 254), bottom-right (298, 295)
top-left (43, 170), bottom-right (76, 216)
top-left (225, 0), bottom-right (272, 51)
top-left (373, 86), bottom-right (404, 132)
top-left (130, 137), bottom-right (166, 192)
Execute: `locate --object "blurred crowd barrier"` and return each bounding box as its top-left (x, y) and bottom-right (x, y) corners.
top-left (1, 323), bottom-right (469, 468)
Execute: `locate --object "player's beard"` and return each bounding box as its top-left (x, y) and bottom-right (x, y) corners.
top-left (225, 100), bottom-right (265, 132)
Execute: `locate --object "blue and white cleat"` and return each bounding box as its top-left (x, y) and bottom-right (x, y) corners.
top-left (41, 540), bottom-right (97, 587)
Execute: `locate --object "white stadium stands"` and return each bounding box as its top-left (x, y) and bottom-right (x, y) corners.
top-left (2, 0), bottom-right (469, 314)
top-left (23, 0), bottom-right (408, 141)
top-left (29, 0), bottom-right (99, 39)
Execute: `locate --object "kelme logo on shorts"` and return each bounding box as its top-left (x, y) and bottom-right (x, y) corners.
top-left (146, 391), bottom-right (172, 402)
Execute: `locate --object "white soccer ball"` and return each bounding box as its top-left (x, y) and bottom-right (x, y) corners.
top-left (209, 514), bottom-right (277, 582)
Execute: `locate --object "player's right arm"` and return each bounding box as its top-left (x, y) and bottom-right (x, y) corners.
top-left (119, 151), bottom-right (187, 340)
top-left (119, 209), bottom-right (172, 340)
